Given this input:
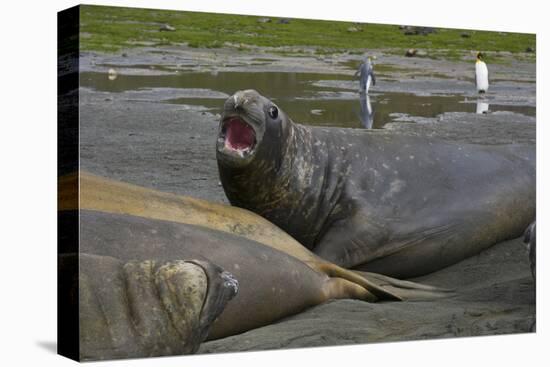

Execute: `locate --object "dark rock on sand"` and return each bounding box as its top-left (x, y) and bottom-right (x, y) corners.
top-left (402, 26), bottom-right (437, 36)
top-left (159, 24), bottom-right (176, 32)
top-left (405, 48), bottom-right (417, 57)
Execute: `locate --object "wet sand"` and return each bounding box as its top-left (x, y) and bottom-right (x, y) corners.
top-left (76, 45), bottom-right (535, 351)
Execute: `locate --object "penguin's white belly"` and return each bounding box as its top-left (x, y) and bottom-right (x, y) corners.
top-left (476, 61), bottom-right (489, 92)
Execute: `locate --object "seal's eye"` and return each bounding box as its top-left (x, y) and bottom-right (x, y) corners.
top-left (268, 106), bottom-right (278, 119)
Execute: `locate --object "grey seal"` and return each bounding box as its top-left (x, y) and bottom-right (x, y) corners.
top-left (216, 89), bottom-right (535, 278)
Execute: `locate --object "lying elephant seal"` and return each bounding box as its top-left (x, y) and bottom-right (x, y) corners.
top-left (59, 253), bottom-right (237, 360)
top-left (59, 172), bottom-right (451, 355)
top-left (59, 172), bottom-right (446, 300)
top-left (61, 209), bottom-right (380, 342)
top-left (216, 89), bottom-right (535, 278)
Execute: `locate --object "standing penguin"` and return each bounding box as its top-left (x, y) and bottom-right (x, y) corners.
top-left (355, 56), bottom-right (376, 94)
top-left (475, 52), bottom-right (489, 93)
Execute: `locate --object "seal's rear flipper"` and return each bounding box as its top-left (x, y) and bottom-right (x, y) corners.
top-left (312, 262), bottom-right (453, 302)
top-left (354, 270), bottom-right (456, 301)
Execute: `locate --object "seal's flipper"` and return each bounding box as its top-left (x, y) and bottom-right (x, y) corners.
top-left (312, 262), bottom-right (403, 301)
top-left (522, 221), bottom-right (536, 281)
top-left (312, 262), bottom-right (453, 301)
top-left (523, 221), bottom-right (535, 244)
top-left (324, 277), bottom-right (378, 302)
top-left (354, 270), bottom-right (455, 301)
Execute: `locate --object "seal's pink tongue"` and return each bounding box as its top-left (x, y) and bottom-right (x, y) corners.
top-left (225, 118), bottom-right (255, 150)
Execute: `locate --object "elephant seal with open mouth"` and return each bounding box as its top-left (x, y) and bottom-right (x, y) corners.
top-left (216, 89), bottom-right (535, 278)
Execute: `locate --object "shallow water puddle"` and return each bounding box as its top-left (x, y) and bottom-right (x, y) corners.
top-left (80, 70), bottom-right (535, 129)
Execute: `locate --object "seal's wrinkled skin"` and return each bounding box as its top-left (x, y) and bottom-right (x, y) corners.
top-left (59, 254), bottom-right (237, 361)
top-left (217, 89), bottom-right (536, 278)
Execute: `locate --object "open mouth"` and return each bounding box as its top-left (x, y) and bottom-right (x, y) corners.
top-left (219, 117), bottom-right (257, 157)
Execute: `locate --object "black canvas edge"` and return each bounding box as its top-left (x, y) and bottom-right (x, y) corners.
top-left (57, 4), bottom-right (81, 362)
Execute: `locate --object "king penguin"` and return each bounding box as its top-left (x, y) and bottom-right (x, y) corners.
top-left (475, 52), bottom-right (489, 93)
top-left (355, 56), bottom-right (376, 94)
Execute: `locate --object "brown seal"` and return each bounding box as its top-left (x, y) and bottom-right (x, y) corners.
top-left (59, 172), bottom-right (449, 351)
top-left (59, 172), bottom-right (445, 296)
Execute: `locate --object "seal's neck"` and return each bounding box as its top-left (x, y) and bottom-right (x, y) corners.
top-left (219, 122), bottom-right (350, 249)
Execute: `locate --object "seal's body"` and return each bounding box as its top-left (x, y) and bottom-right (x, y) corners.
top-left (59, 251), bottom-right (236, 360)
top-left (73, 209), bottom-right (373, 340)
top-left (216, 90), bottom-right (535, 278)
top-left (60, 172), bottom-right (445, 343)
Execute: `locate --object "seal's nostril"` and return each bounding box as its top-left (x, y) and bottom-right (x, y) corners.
top-left (233, 92), bottom-right (245, 109)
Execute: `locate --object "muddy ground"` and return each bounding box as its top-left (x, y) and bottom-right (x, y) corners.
top-left (76, 45), bottom-right (536, 352)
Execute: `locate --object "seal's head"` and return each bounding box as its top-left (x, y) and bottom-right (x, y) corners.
top-left (217, 89), bottom-right (288, 168)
